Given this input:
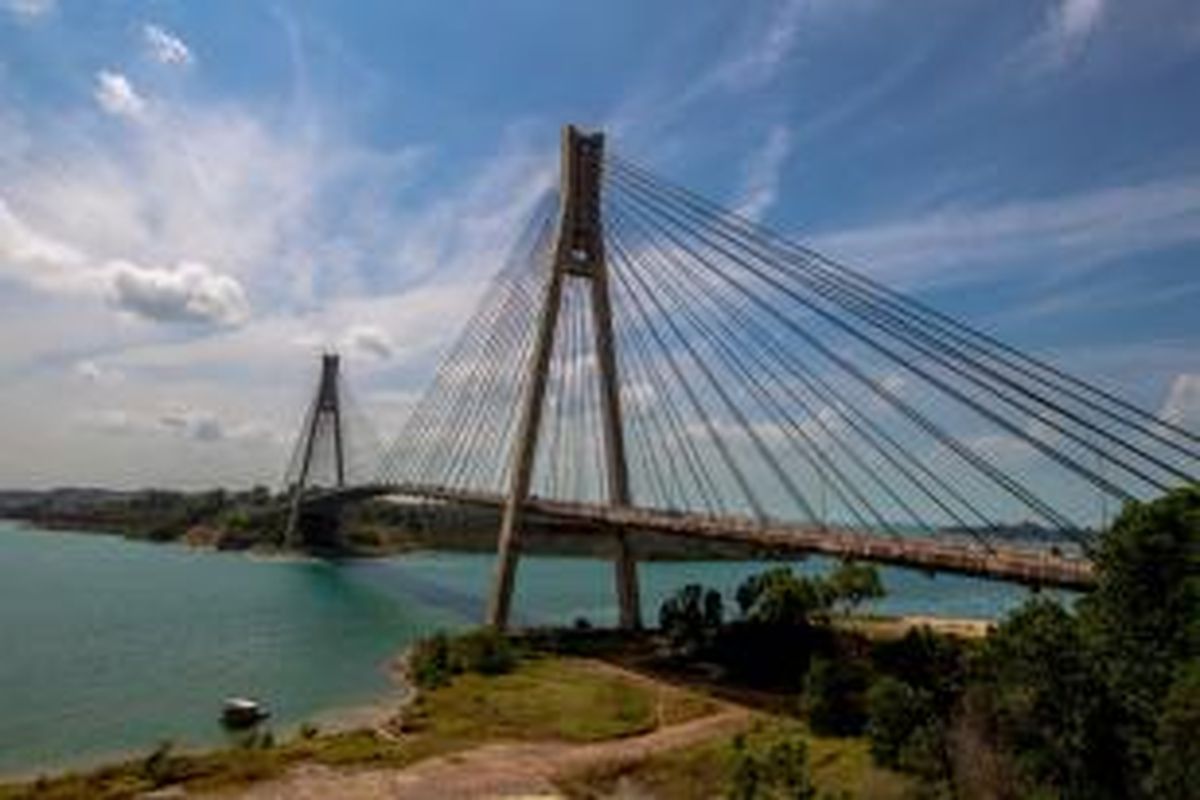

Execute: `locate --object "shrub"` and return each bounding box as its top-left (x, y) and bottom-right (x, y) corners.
top-left (727, 726), bottom-right (816, 800)
top-left (408, 632), bottom-right (455, 689)
top-left (658, 583), bottom-right (723, 657)
top-left (804, 655), bottom-right (870, 736)
top-left (452, 628), bottom-right (516, 676)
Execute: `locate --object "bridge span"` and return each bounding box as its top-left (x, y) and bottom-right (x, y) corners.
top-left (282, 124), bottom-right (1197, 629)
top-left (308, 483), bottom-right (1095, 591)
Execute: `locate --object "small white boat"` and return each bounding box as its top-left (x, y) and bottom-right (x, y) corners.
top-left (221, 697), bottom-right (269, 728)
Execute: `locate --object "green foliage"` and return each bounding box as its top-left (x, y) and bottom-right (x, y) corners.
top-left (659, 583), bottom-right (724, 657)
top-left (1078, 484), bottom-right (1200, 774)
top-left (804, 655), bottom-right (870, 737)
top-left (826, 561), bottom-right (885, 614)
top-left (408, 632), bottom-right (456, 689)
top-left (728, 725), bottom-right (816, 800)
top-left (1150, 661), bottom-right (1200, 800)
top-left (736, 567), bottom-right (832, 628)
top-left (971, 598), bottom-right (1124, 798)
top-left (865, 677), bottom-right (930, 769)
top-left (407, 629), bottom-right (517, 690)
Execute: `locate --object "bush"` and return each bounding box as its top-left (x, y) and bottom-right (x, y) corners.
top-left (452, 628), bottom-right (516, 676)
top-left (804, 655), bottom-right (870, 736)
top-left (865, 677), bottom-right (928, 768)
top-left (407, 629), bottom-right (517, 690)
top-left (727, 725), bottom-right (816, 800)
top-left (658, 583), bottom-right (723, 657)
top-left (408, 632), bottom-right (455, 689)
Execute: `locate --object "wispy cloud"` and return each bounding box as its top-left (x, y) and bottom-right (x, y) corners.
top-left (1160, 374), bottom-right (1200, 429)
top-left (734, 124), bottom-right (792, 221)
top-left (1, 0), bottom-right (53, 19)
top-left (808, 173), bottom-right (1200, 288)
top-left (143, 24), bottom-right (194, 67)
top-left (714, 0), bottom-right (806, 90)
top-left (1042, 0), bottom-right (1106, 66)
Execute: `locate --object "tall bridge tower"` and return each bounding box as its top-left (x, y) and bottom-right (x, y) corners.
top-left (488, 126), bottom-right (641, 630)
top-left (284, 352), bottom-right (348, 548)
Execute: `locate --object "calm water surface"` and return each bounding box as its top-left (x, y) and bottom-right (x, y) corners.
top-left (0, 520), bottom-right (1052, 775)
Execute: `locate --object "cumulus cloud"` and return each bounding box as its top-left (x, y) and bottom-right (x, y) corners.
top-left (105, 260), bottom-right (250, 326)
top-left (1160, 374), bottom-right (1200, 430)
top-left (735, 124), bottom-right (792, 222)
top-left (143, 24), bottom-right (193, 66)
top-left (94, 71), bottom-right (147, 119)
top-left (341, 324), bottom-right (395, 360)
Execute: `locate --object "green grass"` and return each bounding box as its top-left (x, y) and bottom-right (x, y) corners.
top-left (556, 717), bottom-right (917, 800)
top-left (0, 655), bottom-right (717, 799)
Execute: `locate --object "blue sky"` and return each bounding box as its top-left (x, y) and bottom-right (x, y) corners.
top-left (0, 0), bottom-right (1197, 489)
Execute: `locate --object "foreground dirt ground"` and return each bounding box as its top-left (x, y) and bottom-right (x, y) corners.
top-left (219, 707), bottom-right (751, 800)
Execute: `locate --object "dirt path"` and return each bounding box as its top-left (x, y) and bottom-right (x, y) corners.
top-left (221, 707), bottom-right (751, 800)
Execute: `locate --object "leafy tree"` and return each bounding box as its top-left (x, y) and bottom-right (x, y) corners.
top-left (736, 567), bottom-right (831, 628)
top-left (659, 583), bottom-right (724, 657)
top-left (972, 598), bottom-right (1124, 799)
top-left (804, 655), bottom-right (870, 736)
top-left (1078, 484), bottom-right (1200, 776)
top-left (865, 676), bottom-right (930, 768)
top-left (1149, 661), bottom-right (1200, 800)
top-left (826, 561), bottom-right (885, 615)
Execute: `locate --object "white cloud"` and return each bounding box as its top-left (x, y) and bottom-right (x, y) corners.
top-left (341, 324), bottom-right (395, 361)
top-left (104, 260), bottom-right (250, 326)
top-left (734, 124), bottom-right (792, 222)
top-left (1160, 374), bottom-right (1200, 430)
top-left (0, 197), bottom-right (86, 288)
top-left (1044, 0), bottom-right (1106, 64)
top-left (94, 71), bottom-right (147, 120)
top-left (143, 24), bottom-right (194, 67)
top-left (74, 359), bottom-right (122, 384)
top-left (809, 173), bottom-right (1200, 288)
top-left (2, 0), bottom-right (53, 18)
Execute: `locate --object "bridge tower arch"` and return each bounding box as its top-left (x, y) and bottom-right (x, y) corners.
top-left (284, 352), bottom-right (348, 548)
top-left (488, 125), bottom-right (641, 631)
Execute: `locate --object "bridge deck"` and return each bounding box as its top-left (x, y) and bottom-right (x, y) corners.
top-left (318, 483), bottom-right (1094, 590)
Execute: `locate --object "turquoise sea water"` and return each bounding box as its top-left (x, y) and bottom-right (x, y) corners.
top-left (0, 520), bottom-right (1054, 776)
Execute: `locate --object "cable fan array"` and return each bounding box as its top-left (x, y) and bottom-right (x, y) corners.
top-left (378, 152), bottom-right (1200, 554)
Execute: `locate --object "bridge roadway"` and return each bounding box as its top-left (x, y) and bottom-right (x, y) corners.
top-left (308, 482), bottom-right (1095, 590)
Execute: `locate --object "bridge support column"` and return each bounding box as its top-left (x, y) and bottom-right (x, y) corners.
top-left (284, 353), bottom-right (347, 549)
top-left (489, 124), bottom-right (641, 631)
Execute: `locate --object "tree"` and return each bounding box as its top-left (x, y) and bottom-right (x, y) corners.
top-left (826, 561), bottom-right (885, 615)
top-left (805, 655), bottom-right (870, 736)
top-left (735, 567), bottom-right (831, 628)
top-left (1078, 485), bottom-right (1200, 776)
top-left (866, 677), bottom-right (930, 768)
top-left (972, 598), bottom-right (1124, 799)
top-left (659, 584), bottom-right (723, 657)
top-left (1150, 662), bottom-right (1200, 800)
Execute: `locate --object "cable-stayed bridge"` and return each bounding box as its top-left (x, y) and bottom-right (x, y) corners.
top-left (281, 125), bottom-right (1200, 630)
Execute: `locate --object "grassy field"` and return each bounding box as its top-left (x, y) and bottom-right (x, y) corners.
top-left (556, 717), bottom-right (916, 800)
top-left (0, 655), bottom-right (716, 800)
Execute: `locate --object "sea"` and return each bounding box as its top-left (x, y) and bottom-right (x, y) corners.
top-left (0, 520), bottom-right (1058, 776)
